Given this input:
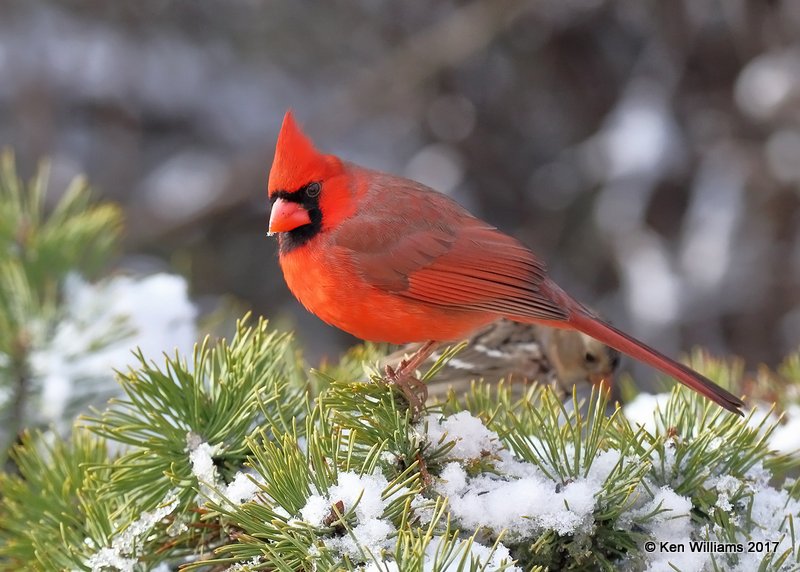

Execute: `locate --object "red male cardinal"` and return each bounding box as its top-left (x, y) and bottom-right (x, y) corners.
top-left (267, 111), bottom-right (744, 415)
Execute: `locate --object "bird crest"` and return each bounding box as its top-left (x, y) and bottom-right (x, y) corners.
top-left (269, 110), bottom-right (336, 195)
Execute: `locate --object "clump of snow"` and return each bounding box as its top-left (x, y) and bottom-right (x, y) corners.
top-left (392, 402), bottom-right (799, 571)
top-left (329, 519), bottom-right (395, 561)
top-left (628, 486), bottom-right (707, 572)
top-left (166, 518), bottom-right (188, 537)
top-left (188, 439), bottom-right (220, 484)
top-left (625, 393), bottom-right (800, 461)
top-left (421, 536), bottom-right (520, 572)
top-left (640, 487), bottom-right (694, 538)
top-left (437, 462), bottom-right (468, 497)
top-left (651, 437), bottom-right (684, 487)
top-left (725, 482), bottom-right (800, 571)
top-left (300, 494), bottom-right (331, 526)
top-left (187, 435), bottom-right (263, 506)
top-left (224, 556), bottom-right (263, 571)
top-left (418, 411), bottom-right (502, 460)
top-left (362, 536), bottom-right (520, 572)
top-left (362, 562), bottom-right (399, 572)
top-left (86, 549), bottom-right (136, 572)
top-left (298, 471), bottom-right (418, 562)
top-left (623, 393), bottom-right (671, 434)
top-left (743, 460), bottom-right (771, 487)
top-left (435, 449), bottom-right (617, 538)
top-left (708, 475), bottom-right (743, 514)
top-left (224, 470), bottom-right (264, 504)
top-left (409, 494), bottom-right (435, 526)
top-left (624, 437), bottom-right (800, 572)
top-left (731, 402), bottom-right (800, 458)
top-left (745, 403), bottom-right (780, 432)
top-left (419, 411), bottom-right (621, 539)
top-left (29, 273), bottom-right (197, 426)
top-left (186, 432), bottom-right (262, 504)
top-left (85, 492), bottom-right (180, 572)
top-left (770, 404), bottom-right (800, 455)
top-left (187, 435), bottom-right (222, 503)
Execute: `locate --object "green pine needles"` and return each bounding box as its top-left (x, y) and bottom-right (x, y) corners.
top-left (0, 314), bottom-right (799, 571)
top-left (1, 154), bottom-right (799, 571)
top-left (0, 150), bottom-right (123, 460)
top-left (84, 319), bottom-right (305, 509)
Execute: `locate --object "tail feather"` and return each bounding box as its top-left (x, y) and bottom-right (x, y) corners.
top-left (568, 311), bottom-right (744, 416)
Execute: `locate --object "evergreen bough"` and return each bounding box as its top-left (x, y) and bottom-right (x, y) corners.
top-left (0, 314), bottom-right (798, 571)
top-left (0, 154), bottom-right (799, 571)
top-left (0, 151), bottom-right (122, 461)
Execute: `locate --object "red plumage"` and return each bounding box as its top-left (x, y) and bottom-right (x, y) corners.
top-left (268, 111), bottom-right (744, 415)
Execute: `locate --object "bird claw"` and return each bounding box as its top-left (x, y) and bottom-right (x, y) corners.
top-left (384, 363), bottom-right (428, 416)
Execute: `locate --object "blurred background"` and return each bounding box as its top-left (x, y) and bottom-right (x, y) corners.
top-left (3, 0), bottom-right (800, 383)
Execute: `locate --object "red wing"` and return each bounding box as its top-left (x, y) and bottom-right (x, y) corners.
top-left (334, 180), bottom-right (568, 322)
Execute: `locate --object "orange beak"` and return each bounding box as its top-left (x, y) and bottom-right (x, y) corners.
top-left (269, 197), bottom-right (311, 234)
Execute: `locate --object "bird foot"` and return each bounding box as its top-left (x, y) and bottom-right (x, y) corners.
top-left (384, 363), bottom-right (428, 416)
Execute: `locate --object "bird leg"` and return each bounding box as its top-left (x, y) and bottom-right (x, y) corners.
top-left (384, 340), bottom-right (440, 414)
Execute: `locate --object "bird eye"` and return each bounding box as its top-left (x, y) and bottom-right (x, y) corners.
top-left (305, 182), bottom-right (321, 198)
top-left (584, 352), bottom-right (597, 364)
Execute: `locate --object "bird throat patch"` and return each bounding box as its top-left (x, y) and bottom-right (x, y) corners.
top-left (271, 188), bottom-right (323, 253)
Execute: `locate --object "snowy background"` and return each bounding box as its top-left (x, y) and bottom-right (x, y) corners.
top-left (2, 0), bottom-right (800, 383)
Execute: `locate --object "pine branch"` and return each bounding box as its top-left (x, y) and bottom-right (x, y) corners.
top-left (1, 309), bottom-right (800, 570)
top-left (0, 150), bottom-right (122, 463)
top-left (0, 430), bottom-right (113, 570)
top-left (83, 315), bottom-right (306, 509)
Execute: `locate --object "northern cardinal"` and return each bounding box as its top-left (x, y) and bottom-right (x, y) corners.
top-left (267, 111), bottom-right (744, 415)
top-left (385, 319), bottom-right (620, 402)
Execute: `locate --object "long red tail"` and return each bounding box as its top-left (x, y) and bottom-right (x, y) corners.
top-left (568, 311), bottom-right (744, 415)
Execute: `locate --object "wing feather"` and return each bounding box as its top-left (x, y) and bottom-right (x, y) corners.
top-left (334, 174), bottom-right (568, 322)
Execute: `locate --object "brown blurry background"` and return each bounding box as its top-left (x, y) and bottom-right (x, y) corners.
top-left (3, 0), bottom-right (800, 385)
